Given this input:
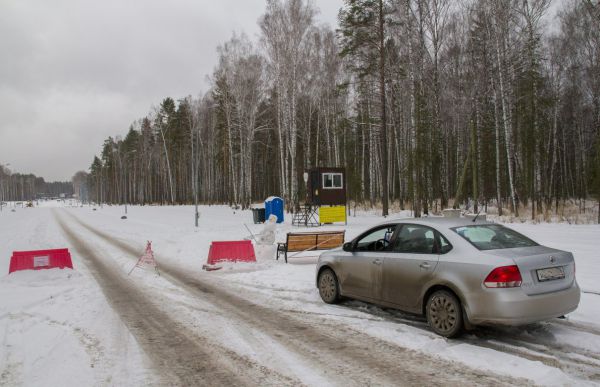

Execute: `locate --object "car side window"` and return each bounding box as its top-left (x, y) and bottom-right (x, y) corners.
top-left (438, 233), bottom-right (452, 254)
top-left (355, 225), bottom-right (397, 252)
top-left (392, 225), bottom-right (437, 254)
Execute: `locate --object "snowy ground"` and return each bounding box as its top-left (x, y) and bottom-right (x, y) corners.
top-left (1, 202), bottom-right (600, 386)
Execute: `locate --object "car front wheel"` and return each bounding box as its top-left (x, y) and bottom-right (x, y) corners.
top-left (318, 268), bottom-right (340, 304)
top-left (426, 290), bottom-right (463, 338)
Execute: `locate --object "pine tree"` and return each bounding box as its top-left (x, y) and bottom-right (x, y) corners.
top-left (339, 0), bottom-right (391, 216)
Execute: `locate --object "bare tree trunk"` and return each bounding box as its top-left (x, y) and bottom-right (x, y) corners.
top-left (379, 0), bottom-right (389, 216)
top-left (493, 13), bottom-right (518, 216)
top-left (159, 126), bottom-right (175, 204)
top-left (492, 78), bottom-right (503, 216)
top-left (406, 0), bottom-right (420, 217)
top-left (277, 88), bottom-right (288, 199)
top-left (471, 113), bottom-right (479, 213)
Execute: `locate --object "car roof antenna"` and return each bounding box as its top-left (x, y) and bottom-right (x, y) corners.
top-left (472, 207), bottom-right (483, 222)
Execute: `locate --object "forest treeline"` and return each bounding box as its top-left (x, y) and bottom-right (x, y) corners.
top-left (81, 0), bottom-right (600, 221)
top-left (0, 165), bottom-right (73, 201)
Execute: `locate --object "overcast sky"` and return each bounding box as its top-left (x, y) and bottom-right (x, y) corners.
top-left (0, 0), bottom-right (343, 181)
top-left (0, 0), bottom-right (566, 182)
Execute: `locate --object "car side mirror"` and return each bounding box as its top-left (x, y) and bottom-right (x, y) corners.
top-left (343, 242), bottom-right (353, 252)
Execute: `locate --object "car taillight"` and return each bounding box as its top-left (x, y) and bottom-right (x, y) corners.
top-left (484, 265), bottom-right (522, 288)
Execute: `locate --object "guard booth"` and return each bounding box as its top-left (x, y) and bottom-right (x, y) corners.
top-left (307, 167), bottom-right (346, 206)
top-left (293, 167), bottom-right (347, 226)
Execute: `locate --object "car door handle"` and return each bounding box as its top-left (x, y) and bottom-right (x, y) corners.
top-left (419, 262), bottom-right (431, 269)
top-left (372, 259), bottom-right (382, 265)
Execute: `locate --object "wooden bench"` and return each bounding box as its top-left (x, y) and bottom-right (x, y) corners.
top-left (276, 231), bottom-right (345, 263)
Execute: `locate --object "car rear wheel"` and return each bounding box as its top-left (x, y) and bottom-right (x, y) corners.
top-left (426, 290), bottom-right (463, 338)
top-left (318, 268), bottom-right (340, 304)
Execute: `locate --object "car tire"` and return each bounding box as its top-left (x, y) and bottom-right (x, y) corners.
top-left (426, 290), bottom-right (464, 338)
top-left (318, 268), bottom-right (341, 304)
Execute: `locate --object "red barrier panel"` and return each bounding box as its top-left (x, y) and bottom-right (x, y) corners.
top-left (9, 248), bottom-right (73, 274)
top-left (205, 240), bottom-right (256, 266)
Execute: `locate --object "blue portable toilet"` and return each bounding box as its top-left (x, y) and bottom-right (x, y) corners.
top-left (264, 196), bottom-right (284, 223)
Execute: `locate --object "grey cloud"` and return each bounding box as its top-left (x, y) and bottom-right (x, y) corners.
top-left (0, 0), bottom-right (343, 181)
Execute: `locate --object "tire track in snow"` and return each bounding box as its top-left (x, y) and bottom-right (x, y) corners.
top-left (307, 285), bottom-right (600, 383)
top-left (55, 214), bottom-right (297, 387)
top-left (62, 209), bottom-right (528, 387)
top-left (467, 326), bottom-right (600, 383)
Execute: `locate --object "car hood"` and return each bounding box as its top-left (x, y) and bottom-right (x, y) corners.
top-left (317, 246), bottom-right (344, 263)
top-left (320, 246), bottom-right (343, 257)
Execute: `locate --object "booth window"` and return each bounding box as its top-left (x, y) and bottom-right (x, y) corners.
top-left (323, 173), bottom-right (343, 189)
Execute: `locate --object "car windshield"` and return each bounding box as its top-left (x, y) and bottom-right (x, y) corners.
top-left (452, 224), bottom-right (538, 250)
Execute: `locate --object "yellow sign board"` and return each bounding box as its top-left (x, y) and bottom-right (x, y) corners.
top-left (319, 206), bottom-right (346, 224)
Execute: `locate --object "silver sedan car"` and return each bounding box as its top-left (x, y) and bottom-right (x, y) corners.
top-left (316, 217), bottom-right (580, 337)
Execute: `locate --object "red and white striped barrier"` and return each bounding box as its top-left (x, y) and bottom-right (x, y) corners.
top-left (128, 241), bottom-right (160, 276)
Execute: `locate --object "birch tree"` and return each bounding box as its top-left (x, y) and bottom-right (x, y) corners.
top-left (260, 0), bottom-right (316, 209)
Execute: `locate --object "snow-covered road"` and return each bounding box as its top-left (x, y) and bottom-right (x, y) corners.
top-left (2, 204), bottom-right (600, 386)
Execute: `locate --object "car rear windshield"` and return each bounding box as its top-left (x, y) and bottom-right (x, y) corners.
top-left (452, 224), bottom-right (538, 250)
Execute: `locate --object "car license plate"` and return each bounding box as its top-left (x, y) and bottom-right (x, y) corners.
top-left (536, 266), bottom-right (565, 282)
